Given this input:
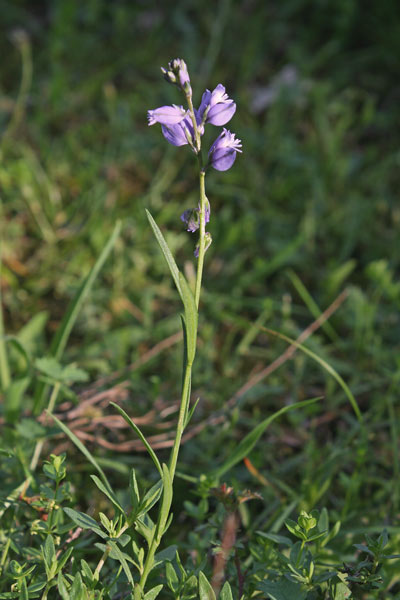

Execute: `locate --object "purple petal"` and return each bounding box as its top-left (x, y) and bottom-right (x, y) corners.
top-left (209, 84), bottom-right (229, 106)
top-left (210, 147), bottom-right (237, 171)
top-left (198, 89), bottom-right (212, 121)
top-left (207, 101), bottom-right (236, 126)
top-left (161, 123), bottom-right (189, 146)
top-left (147, 105), bottom-right (186, 126)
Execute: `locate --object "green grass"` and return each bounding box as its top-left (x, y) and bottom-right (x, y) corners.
top-left (0, 0), bottom-right (400, 597)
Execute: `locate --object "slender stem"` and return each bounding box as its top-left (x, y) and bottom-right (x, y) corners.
top-left (169, 363), bottom-right (192, 480)
top-left (194, 168), bottom-right (207, 309)
top-left (0, 538), bottom-right (10, 575)
top-left (139, 363), bottom-right (192, 590)
top-left (0, 200), bottom-right (11, 391)
top-left (94, 545), bottom-right (111, 581)
top-left (186, 94), bottom-right (201, 152)
top-left (296, 540), bottom-right (306, 568)
top-left (139, 88), bottom-right (209, 593)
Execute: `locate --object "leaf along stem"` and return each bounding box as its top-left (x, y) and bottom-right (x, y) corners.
top-left (139, 101), bottom-right (208, 592)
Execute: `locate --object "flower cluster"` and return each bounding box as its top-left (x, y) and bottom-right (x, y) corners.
top-left (147, 59), bottom-right (242, 172)
top-left (147, 59), bottom-right (242, 258)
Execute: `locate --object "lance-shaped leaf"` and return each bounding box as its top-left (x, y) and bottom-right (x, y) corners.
top-left (111, 402), bottom-right (162, 477)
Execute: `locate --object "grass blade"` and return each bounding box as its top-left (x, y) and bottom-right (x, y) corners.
top-left (51, 220), bottom-right (121, 359)
top-left (33, 221), bottom-right (121, 413)
top-left (287, 269), bottom-right (338, 342)
top-left (49, 412), bottom-right (111, 489)
top-left (262, 327), bottom-right (362, 422)
top-left (110, 402), bottom-right (162, 477)
top-left (213, 397), bottom-right (322, 479)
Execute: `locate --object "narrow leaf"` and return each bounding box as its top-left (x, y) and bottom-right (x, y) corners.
top-left (90, 475), bottom-right (124, 514)
top-left (108, 540), bottom-right (134, 586)
top-left (129, 468), bottom-right (140, 515)
top-left (69, 572), bottom-right (84, 600)
top-left (51, 221), bottom-right (121, 359)
top-left (139, 479), bottom-right (163, 516)
top-left (34, 221), bottom-right (121, 413)
top-left (179, 273), bottom-right (197, 365)
top-left (18, 578), bottom-right (28, 600)
top-left (213, 397), bottom-right (322, 478)
top-left (184, 397), bottom-right (200, 428)
top-left (146, 210), bottom-right (182, 298)
top-left (63, 507), bottom-right (107, 539)
top-left (57, 573), bottom-right (70, 600)
top-left (156, 464), bottom-right (173, 542)
top-left (110, 402), bottom-right (162, 476)
top-left (262, 327), bottom-right (362, 421)
top-left (49, 412), bottom-right (111, 489)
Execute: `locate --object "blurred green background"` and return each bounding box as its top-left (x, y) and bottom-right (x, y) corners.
top-left (1, 0), bottom-right (400, 531)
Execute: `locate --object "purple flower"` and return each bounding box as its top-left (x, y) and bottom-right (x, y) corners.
top-left (181, 208), bottom-right (199, 232)
top-left (161, 115), bottom-right (195, 147)
top-left (147, 104), bottom-right (187, 126)
top-left (181, 200), bottom-right (210, 232)
top-left (198, 84), bottom-right (236, 126)
top-left (208, 128), bottom-right (242, 171)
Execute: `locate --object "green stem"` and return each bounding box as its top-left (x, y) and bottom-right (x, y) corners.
top-left (0, 200), bottom-right (11, 391)
top-left (94, 545), bottom-right (111, 581)
top-left (194, 168), bottom-right (207, 310)
top-left (296, 540), bottom-right (306, 568)
top-left (139, 363), bottom-right (192, 590)
top-left (186, 94), bottom-right (201, 152)
top-left (0, 537), bottom-right (10, 575)
top-left (139, 91), bottom-right (209, 593)
top-left (169, 363), bottom-right (192, 480)
top-left (0, 278), bottom-right (10, 391)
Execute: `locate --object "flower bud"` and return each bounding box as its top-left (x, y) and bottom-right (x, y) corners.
top-left (161, 58), bottom-right (192, 96)
top-left (181, 208), bottom-right (199, 232)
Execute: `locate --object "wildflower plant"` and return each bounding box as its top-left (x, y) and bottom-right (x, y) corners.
top-left (132, 58), bottom-right (243, 593)
top-left (2, 56), bottom-right (399, 600)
